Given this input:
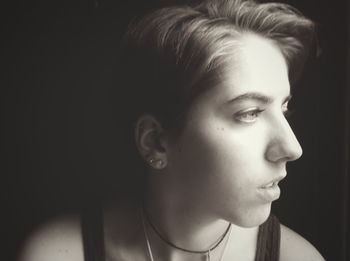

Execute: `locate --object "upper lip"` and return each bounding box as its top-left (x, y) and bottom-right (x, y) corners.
top-left (260, 174), bottom-right (286, 188)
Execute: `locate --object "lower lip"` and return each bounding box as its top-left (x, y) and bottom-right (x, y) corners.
top-left (257, 184), bottom-right (281, 203)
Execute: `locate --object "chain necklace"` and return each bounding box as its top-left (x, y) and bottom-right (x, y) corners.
top-left (140, 208), bottom-right (232, 261)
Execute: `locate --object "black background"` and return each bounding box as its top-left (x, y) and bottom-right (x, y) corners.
top-left (2, 0), bottom-right (349, 260)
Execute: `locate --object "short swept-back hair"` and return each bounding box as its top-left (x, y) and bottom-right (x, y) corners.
top-left (118, 0), bottom-right (315, 133)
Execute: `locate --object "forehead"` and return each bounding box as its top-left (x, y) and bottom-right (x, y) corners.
top-left (179, 33), bottom-right (291, 127)
top-left (220, 33), bottom-right (290, 98)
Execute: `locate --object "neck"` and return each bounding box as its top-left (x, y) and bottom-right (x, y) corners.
top-left (143, 182), bottom-right (230, 253)
top-left (141, 177), bottom-right (260, 261)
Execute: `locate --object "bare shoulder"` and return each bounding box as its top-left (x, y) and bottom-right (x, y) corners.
top-left (280, 224), bottom-right (325, 261)
top-left (18, 214), bottom-right (84, 261)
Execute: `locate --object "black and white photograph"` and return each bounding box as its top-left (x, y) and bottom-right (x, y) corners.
top-left (3, 0), bottom-right (349, 260)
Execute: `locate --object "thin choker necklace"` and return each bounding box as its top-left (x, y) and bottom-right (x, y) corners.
top-left (141, 207), bottom-right (232, 261)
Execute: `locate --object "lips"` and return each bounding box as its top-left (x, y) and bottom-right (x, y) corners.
top-left (260, 175), bottom-right (286, 189)
top-left (257, 174), bottom-right (286, 203)
top-left (261, 181), bottom-right (278, 189)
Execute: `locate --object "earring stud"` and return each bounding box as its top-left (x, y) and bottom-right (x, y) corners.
top-left (147, 158), bottom-right (165, 168)
top-left (157, 159), bottom-right (163, 167)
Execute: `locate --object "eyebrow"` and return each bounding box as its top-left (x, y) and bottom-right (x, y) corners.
top-left (226, 92), bottom-right (292, 105)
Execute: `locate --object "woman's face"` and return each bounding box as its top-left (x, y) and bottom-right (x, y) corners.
top-left (165, 34), bottom-right (303, 227)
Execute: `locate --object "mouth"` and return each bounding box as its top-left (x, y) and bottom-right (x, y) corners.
top-left (261, 181), bottom-right (279, 189)
top-left (257, 175), bottom-right (286, 202)
top-left (260, 175), bottom-right (286, 189)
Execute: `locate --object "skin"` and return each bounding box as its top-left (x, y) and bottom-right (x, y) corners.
top-left (145, 33), bottom-right (300, 229)
top-left (18, 34), bottom-right (325, 261)
top-left (138, 33), bottom-right (304, 260)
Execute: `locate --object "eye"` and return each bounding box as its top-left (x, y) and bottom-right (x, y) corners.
top-left (234, 108), bottom-right (264, 123)
top-left (282, 102), bottom-right (294, 118)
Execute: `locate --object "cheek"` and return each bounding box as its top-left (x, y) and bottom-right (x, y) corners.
top-left (172, 123), bottom-right (263, 189)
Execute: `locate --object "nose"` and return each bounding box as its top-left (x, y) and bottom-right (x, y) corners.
top-left (265, 116), bottom-right (303, 163)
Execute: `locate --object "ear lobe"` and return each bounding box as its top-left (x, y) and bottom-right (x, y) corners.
top-left (135, 115), bottom-right (168, 168)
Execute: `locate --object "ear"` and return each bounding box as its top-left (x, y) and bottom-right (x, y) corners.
top-left (135, 114), bottom-right (168, 170)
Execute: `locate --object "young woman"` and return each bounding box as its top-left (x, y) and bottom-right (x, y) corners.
top-left (19, 0), bottom-right (324, 260)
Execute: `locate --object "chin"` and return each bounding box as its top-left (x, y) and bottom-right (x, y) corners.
top-left (230, 204), bottom-right (272, 228)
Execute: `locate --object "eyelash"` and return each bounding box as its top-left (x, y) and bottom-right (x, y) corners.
top-left (283, 108), bottom-right (294, 118)
top-left (234, 105), bottom-right (293, 123)
top-left (234, 108), bottom-right (264, 123)
top-left (282, 103), bottom-right (294, 118)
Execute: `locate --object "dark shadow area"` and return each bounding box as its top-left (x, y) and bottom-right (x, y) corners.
top-left (2, 0), bottom-right (349, 260)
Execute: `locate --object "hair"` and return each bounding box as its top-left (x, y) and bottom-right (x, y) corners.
top-left (117, 0), bottom-right (315, 137)
top-left (111, 0), bottom-right (316, 198)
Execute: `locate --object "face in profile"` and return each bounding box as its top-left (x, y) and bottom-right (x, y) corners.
top-left (164, 34), bottom-right (303, 228)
